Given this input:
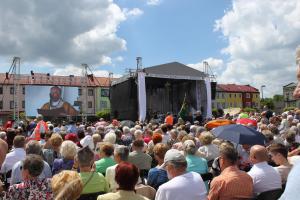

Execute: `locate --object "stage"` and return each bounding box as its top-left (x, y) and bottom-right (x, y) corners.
top-left (110, 62), bottom-right (214, 121)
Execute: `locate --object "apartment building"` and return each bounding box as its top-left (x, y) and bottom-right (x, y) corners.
top-left (213, 84), bottom-right (260, 109)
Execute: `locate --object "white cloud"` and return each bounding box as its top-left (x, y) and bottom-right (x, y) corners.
top-left (114, 56), bottom-right (124, 62)
top-left (215, 0), bottom-right (300, 97)
top-left (123, 8), bottom-right (144, 17)
top-left (146, 0), bottom-right (160, 6)
top-left (188, 57), bottom-right (224, 73)
top-left (0, 0), bottom-right (129, 68)
top-left (53, 65), bottom-right (122, 78)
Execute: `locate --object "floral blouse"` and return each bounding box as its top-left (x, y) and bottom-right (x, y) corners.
top-left (3, 178), bottom-right (53, 200)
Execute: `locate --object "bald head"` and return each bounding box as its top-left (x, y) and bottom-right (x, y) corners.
top-left (0, 139), bottom-right (8, 166)
top-left (250, 145), bottom-right (269, 164)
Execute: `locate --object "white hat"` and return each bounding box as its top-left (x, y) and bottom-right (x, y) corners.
top-left (160, 149), bottom-right (186, 168)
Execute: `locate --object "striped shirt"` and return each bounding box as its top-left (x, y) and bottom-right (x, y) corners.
top-left (208, 166), bottom-right (253, 200)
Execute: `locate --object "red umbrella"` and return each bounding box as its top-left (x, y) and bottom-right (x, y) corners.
top-left (205, 119), bottom-right (235, 130)
top-left (236, 118), bottom-right (257, 127)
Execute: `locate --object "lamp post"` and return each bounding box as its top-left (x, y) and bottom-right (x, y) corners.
top-left (260, 85), bottom-right (266, 109)
top-left (261, 85), bottom-right (266, 100)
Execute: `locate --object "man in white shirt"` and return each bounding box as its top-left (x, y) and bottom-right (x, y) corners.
top-left (248, 145), bottom-right (282, 196)
top-left (0, 136), bottom-right (26, 174)
top-left (10, 140), bottom-right (52, 185)
top-left (155, 149), bottom-right (207, 200)
top-left (105, 145), bottom-right (129, 192)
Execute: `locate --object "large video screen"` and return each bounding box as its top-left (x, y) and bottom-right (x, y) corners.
top-left (25, 86), bottom-right (80, 117)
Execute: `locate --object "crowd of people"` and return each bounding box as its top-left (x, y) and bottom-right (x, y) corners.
top-left (0, 108), bottom-right (300, 200)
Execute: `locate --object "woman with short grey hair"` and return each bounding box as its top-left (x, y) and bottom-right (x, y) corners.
top-left (106, 145), bottom-right (130, 192)
top-left (184, 140), bottom-right (208, 176)
top-left (52, 140), bottom-right (77, 175)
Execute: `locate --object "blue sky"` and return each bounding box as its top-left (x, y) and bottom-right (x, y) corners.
top-left (110, 0), bottom-right (229, 73)
top-left (0, 0), bottom-right (299, 97)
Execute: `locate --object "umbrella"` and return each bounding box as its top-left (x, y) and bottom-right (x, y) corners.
top-left (205, 119), bottom-right (235, 130)
top-left (120, 120), bottom-right (135, 128)
top-left (236, 118), bottom-right (257, 127)
top-left (211, 124), bottom-right (265, 145)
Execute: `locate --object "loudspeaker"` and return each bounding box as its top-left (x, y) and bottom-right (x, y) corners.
top-left (211, 82), bottom-right (217, 100)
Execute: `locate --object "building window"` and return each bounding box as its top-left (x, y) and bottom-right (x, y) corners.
top-left (222, 93), bottom-right (224, 98)
top-left (246, 102), bottom-right (251, 107)
top-left (10, 101), bottom-right (14, 109)
top-left (246, 93), bottom-right (250, 98)
top-left (88, 89), bottom-right (94, 96)
top-left (239, 94), bottom-right (242, 98)
top-left (22, 101), bottom-right (25, 109)
top-left (78, 88), bottom-right (82, 96)
top-left (234, 94), bottom-right (236, 98)
top-left (10, 87), bottom-right (14, 95)
top-left (101, 89), bottom-right (110, 97)
top-left (22, 87), bottom-right (25, 95)
top-left (100, 101), bottom-right (108, 108)
top-left (0, 101), bottom-right (2, 109)
top-left (229, 94), bottom-right (231, 98)
top-left (88, 101), bottom-right (92, 108)
top-left (0, 87), bottom-right (3, 95)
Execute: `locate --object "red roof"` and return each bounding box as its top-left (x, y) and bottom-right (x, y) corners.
top-left (217, 84), bottom-right (259, 93)
top-left (0, 73), bottom-right (112, 87)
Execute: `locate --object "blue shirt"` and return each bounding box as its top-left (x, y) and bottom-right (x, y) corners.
top-left (147, 167), bottom-right (168, 190)
top-left (10, 160), bottom-right (52, 185)
top-left (67, 125), bottom-right (77, 134)
top-left (186, 154), bottom-right (209, 191)
top-left (52, 158), bottom-right (74, 175)
top-left (186, 154), bottom-right (208, 174)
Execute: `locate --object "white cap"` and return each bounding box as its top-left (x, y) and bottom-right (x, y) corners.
top-left (160, 149), bottom-right (186, 168)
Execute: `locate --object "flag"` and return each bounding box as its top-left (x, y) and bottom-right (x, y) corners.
top-left (178, 93), bottom-right (188, 119)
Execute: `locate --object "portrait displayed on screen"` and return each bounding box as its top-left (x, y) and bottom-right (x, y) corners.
top-left (25, 86), bottom-right (80, 117)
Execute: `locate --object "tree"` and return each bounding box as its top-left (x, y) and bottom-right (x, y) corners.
top-left (273, 94), bottom-right (284, 102)
top-left (260, 98), bottom-right (274, 110)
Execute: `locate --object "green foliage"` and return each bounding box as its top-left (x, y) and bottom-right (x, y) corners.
top-left (260, 98), bottom-right (274, 109)
top-left (284, 107), bottom-right (296, 112)
top-left (96, 110), bottom-right (110, 120)
top-left (273, 95), bottom-right (284, 102)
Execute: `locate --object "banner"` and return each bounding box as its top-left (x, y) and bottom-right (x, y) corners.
top-left (138, 72), bottom-right (146, 122)
top-left (205, 78), bottom-right (212, 118)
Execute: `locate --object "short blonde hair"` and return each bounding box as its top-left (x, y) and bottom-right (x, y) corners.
top-left (52, 170), bottom-right (82, 197)
top-left (60, 141), bottom-right (77, 159)
top-left (50, 134), bottom-right (63, 148)
top-left (199, 131), bottom-right (214, 145)
top-left (92, 134), bottom-right (102, 144)
top-left (54, 178), bottom-right (83, 200)
top-left (153, 143), bottom-right (169, 159)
